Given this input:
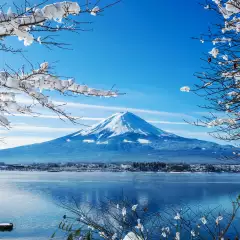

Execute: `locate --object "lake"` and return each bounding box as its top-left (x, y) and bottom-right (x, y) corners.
top-left (0, 171), bottom-right (240, 239)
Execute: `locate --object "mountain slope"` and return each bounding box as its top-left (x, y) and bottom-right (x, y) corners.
top-left (71, 112), bottom-right (175, 139)
top-left (0, 112), bottom-right (235, 163)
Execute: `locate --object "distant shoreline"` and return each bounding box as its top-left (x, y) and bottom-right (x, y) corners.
top-left (1, 162), bottom-right (240, 173)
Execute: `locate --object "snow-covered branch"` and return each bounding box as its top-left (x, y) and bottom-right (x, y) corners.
top-left (0, 0), bottom-right (122, 130)
top-left (180, 0), bottom-right (240, 146)
top-left (0, 62), bottom-right (121, 127)
top-left (0, 0), bottom-right (120, 51)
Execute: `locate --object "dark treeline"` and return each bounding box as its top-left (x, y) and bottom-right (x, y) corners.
top-left (1, 162), bottom-right (240, 173)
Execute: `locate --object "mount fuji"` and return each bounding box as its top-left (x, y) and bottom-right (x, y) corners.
top-left (0, 112), bottom-right (235, 163)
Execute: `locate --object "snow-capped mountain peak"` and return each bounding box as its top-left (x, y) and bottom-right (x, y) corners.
top-left (0, 111), bottom-right (234, 164)
top-left (71, 111), bottom-right (173, 140)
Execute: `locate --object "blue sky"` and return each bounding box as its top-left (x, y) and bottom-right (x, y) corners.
top-left (0, 0), bottom-right (222, 148)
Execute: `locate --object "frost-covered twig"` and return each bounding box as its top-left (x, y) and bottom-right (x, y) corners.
top-left (0, 0), bottom-right (122, 129)
top-left (0, 0), bottom-right (120, 51)
top-left (180, 0), bottom-right (240, 158)
top-left (54, 196), bottom-right (240, 240)
top-left (0, 61), bottom-right (122, 127)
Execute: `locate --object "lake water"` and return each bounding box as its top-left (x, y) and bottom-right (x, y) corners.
top-left (0, 171), bottom-right (240, 239)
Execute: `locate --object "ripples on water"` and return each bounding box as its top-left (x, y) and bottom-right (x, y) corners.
top-left (0, 171), bottom-right (239, 239)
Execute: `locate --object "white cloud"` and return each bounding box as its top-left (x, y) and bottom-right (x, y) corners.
top-left (7, 113), bottom-right (103, 121)
top-left (0, 136), bottom-right (52, 149)
top-left (57, 101), bottom-right (193, 118)
top-left (16, 96), bottom-right (194, 119)
top-left (165, 129), bottom-right (210, 138)
top-left (164, 129), bottom-right (226, 144)
top-left (194, 111), bottom-right (224, 117)
top-left (9, 114), bottom-right (187, 125)
top-left (10, 125), bottom-right (79, 133)
top-left (148, 120), bottom-right (187, 125)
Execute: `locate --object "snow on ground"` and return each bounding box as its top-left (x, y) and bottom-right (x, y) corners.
top-left (138, 139), bottom-right (151, 144)
top-left (96, 141), bottom-right (108, 145)
top-left (83, 139), bottom-right (95, 143)
top-left (123, 139), bottom-right (134, 143)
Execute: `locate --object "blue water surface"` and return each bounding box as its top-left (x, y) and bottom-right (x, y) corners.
top-left (0, 171), bottom-right (240, 239)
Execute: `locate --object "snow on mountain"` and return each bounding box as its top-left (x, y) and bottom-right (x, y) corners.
top-left (69, 111), bottom-right (175, 141)
top-left (83, 139), bottom-right (95, 143)
top-left (138, 139), bottom-right (151, 144)
top-left (0, 111), bottom-right (235, 163)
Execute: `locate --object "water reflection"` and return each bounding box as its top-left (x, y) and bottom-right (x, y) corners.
top-left (0, 172), bottom-right (239, 239)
